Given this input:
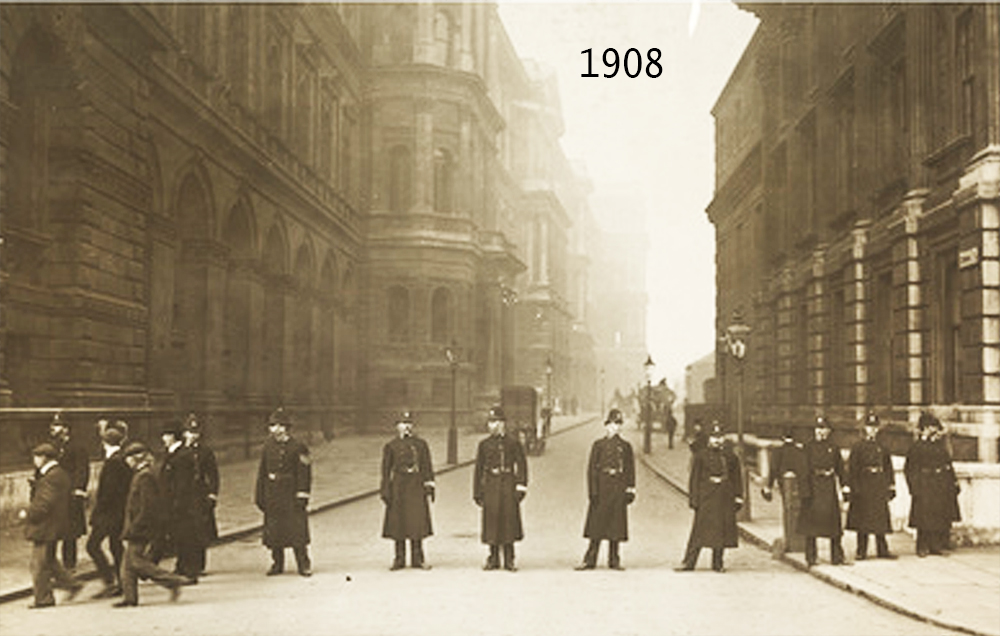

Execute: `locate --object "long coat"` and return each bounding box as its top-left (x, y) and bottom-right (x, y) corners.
top-left (687, 445), bottom-right (741, 549)
top-left (905, 439), bottom-right (961, 532)
top-left (162, 446), bottom-right (204, 548)
top-left (846, 438), bottom-right (894, 534)
top-left (56, 437), bottom-right (89, 539)
top-left (188, 442), bottom-right (220, 543)
top-left (381, 435), bottom-right (434, 540)
top-left (255, 435), bottom-right (311, 549)
top-left (473, 434), bottom-right (527, 545)
top-left (25, 464), bottom-right (71, 542)
top-left (89, 449), bottom-right (131, 537)
top-left (122, 463), bottom-right (167, 543)
top-left (582, 435), bottom-right (635, 542)
top-left (797, 439), bottom-right (845, 538)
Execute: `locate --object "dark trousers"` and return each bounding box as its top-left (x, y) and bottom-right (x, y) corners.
top-left (916, 529), bottom-right (950, 555)
top-left (855, 533), bottom-right (891, 557)
top-left (394, 539), bottom-right (425, 567)
top-left (175, 540), bottom-right (203, 579)
top-left (682, 541), bottom-right (724, 571)
top-left (805, 536), bottom-right (845, 565)
top-left (486, 544), bottom-right (515, 568)
top-left (30, 541), bottom-right (79, 606)
top-left (583, 539), bottom-right (621, 567)
top-left (86, 527), bottom-right (123, 587)
top-left (270, 546), bottom-right (311, 573)
top-left (120, 540), bottom-right (186, 605)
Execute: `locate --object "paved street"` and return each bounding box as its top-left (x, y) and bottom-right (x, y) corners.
top-left (0, 420), bottom-right (966, 636)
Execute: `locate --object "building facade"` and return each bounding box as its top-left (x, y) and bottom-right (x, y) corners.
top-left (709, 3), bottom-right (1000, 461)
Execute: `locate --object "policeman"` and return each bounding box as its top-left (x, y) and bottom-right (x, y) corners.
top-left (799, 416), bottom-right (848, 566)
top-left (904, 412), bottom-right (960, 557)
top-left (49, 412), bottom-right (89, 571)
top-left (845, 413), bottom-right (897, 560)
top-left (473, 406), bottom-right (528, 571)
top-left (380, 411), bottom-right (435, 570)
top-left (576, 408), bottom-right (635, 570)
top-left (182, 414), bottom-right (219, 577)
top-left (676, 424), bottom-right (742, 572)
top-left (254, 408), bottom-right (313, 576)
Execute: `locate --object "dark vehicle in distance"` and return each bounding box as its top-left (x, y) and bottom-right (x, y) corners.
top-left (500, 386), bottom-right (544, 456)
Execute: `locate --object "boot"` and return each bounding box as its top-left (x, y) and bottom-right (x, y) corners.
top-left (411, 540), bottom-right (430, 569)
top-left (608, 541), bottom-right (624, 570)
top-left (855, 533), bottom-right (868, 560)
top-left (294, 547), bottom-right (312, 576)
top-left (831, 538), bottom-right (848, 565)
top-left (711, 548), bottom-right (725, 572)
top-left (267, 548), bottom-right (284, 575)
top-left (805, 537), bottom-right (818, 567)
top-left (391, 540), bottom-right (406, 570)
top-left (575, 540), bottom-right (599, 570)
top-left (502, 544), bottom-right (517, 571)
top-left (875, 535), bottom-right (897, 560)
top-left (484, 545), bottom-right (500, 570)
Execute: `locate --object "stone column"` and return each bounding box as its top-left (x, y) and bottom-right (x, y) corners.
top-left (414, 1), bottom-right (435, 65)
top-left (414, 99), bottom-right (434, 214)
top-left (892, 191), bottom-right (929, 412)
top-left (244, 265), bottom-right (267, 410)
top-left (846, 221), bottom-right (871, 408)
top-left (807, 249), bottom-right (827, 406)
top-left (200, 242), bottom-right (228, 409)
top-left (460, 3), bottom-right (474, 72)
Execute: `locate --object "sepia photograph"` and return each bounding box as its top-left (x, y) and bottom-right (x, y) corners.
top-left (0, 1), bottom-right (998, 635)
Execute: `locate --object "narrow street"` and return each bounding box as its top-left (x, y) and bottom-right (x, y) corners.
top-left (0, 421), bottom-right (962, 636)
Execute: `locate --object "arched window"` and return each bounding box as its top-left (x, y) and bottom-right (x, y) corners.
top-left (388, 286), bottom-right (410, 341)
top-left (431, 287), bottom-right (451, 343)
top-left (434, 148), bottom-right (454, 214)
top-left (433, 10), bottom-right (453, 67)
top-left (389, 145), bottom-right (412, 213)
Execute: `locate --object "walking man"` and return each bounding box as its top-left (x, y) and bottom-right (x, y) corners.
top-left (19, 443), bottom-right (83, 608)
top-left (380, 412), bottom-right (435, 570)
top-left (255, 408), bottom-right (313, 577)
top-left (799, 416), bottom-right (848, 566)
top-left (473, 406), bottom-right (528, 571)
top-left (86, 419), bottom-right (131, 598)
top-left (182, 414), bottom-right (219, 576)
top-left (576, 408), bottom-right (635, 570)
top-left (49, 413), bottom-right (89, 571)
top-left (676, 424), bottom-right (743, 572)
top-left (905, 412), bottom-right (961, 557)
top-left (115, 442), bottom-right (187, 607)
top-left (845, 413), bottom-right (897, 560)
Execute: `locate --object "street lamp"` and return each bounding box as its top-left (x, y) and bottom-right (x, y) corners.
top-left (724, 310), bottom-right (752, 521)
top-left (445, 343), bottom-right (459, 465)
top-left (643, 354), bottom-right (655, 454)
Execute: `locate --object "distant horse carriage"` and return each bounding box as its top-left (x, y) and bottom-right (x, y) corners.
top-left (500, 386), bottom-right (546, 456)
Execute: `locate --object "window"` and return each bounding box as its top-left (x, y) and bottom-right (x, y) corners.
top-left (389, 145), bottom-right (412, 212)
top-left (388, 286), bottom-right (410, 341)
top-left (431, 287), bottom-right (451, 344)
top-left (828, 287), bottom-right (846, 404)
top-left (871, 271), bottom-right (893, 405)
top-left (956, 9), bottom-right (975, 136)
top-left (935, 251), bottom-right (962, 403)
top-left (434, 148), bottom-right (454, 213)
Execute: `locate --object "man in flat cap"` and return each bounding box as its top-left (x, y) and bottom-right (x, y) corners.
top-left (576, 408), bottom-right (635, 571)
top-left (255, 408), bottom-right (313, 576)
top-left (380, 411), bottom-right (435, 570)
top-left (905, 412), bottom-right (961, 557)
top-left (19, 443), bottom-right (83, 608)
top-left (86, 419), bottom-right (131, 598)
top-left (473, 406), bottom-right (528, 571)
top-left (116, 442), bottom-right (187, 607)
top-left (182, 413), bottom-right (219, 577)
top-left (48, 412), bottom-right (89, 572)
top-left (845, 412), bottom-right (897, 560)
top-left (799, 416), bottom-right (848, 567)
top-left (676, 423), bottom-right (743, 572)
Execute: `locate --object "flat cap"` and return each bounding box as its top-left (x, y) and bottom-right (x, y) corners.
top-left (31, 442), bottom-right (59, 459)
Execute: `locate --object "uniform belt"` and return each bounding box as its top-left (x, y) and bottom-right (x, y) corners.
top-left (267, 473), bottom-right (293, 481)
top-left (920, 467), bottom-right (947, 474)
top-left (814, 468), bottom-right (835, 477)
top-left (864, 467), bottom-right (883, 473)
top-left (709, 476), bottom-right (725, 484)
top-left (782, 471), bottom-right (797, 477)
top-left (488, 468), bottom-right (512, 475)
top-left (398, 466), bottom-right (419, 474)
top-left (602, 468), bottom-right (623, 475)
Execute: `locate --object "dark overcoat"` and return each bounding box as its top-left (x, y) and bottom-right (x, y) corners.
top-left (162, 446), bottom-right (204, 547)
top-left (846, 439), bottom-right (894, 534)
top-left (188, 442), bottom-right (220, 542)
top-left (797, 439), bottom-right (844, 538)
top-left (582, 435), bottom-right (635, 541)
top-left (381, 435), bottom-right (434, 540)
top-left (767, 441), bottom-right (807, 491)
top-left (687, 445), bottom-right (741, 549)
top-left (56, 437), bottom-right (89, 539)
top-left (473, 434), bottom-right (527, 545)
top-left (89, 449), bottom-right (131, 537)
top-left (255, 435), bottom-right (311, 548)
top-left (904, 439), bottom-right (961, 532)
top-left (122, 464), bottom-right (167, 543)
top-left (25, 464), bottom-right (71, 542)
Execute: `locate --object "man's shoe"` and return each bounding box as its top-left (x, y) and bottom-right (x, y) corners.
top-left (112, 600), bottom-right (138, 608)
top-left (298, 568), bottom-right (313, 577)
top-left (390, 559), bottom-right (406, 571)
top-left (503, 563), bottom-right (518, 572)
top-left (609, 564), bottom-right (626, 571)
top-left (876, 552), bottom-right (898, 560)
top-left (929, 549), bottom-right (946, 556)
top-left (574, 563), bottom-right (595, 571)
top-left (28, 601), bottom-right (55, 609)
top-left (855, 553), bottom-right (867, 561)
top-left (266, 565), bottom-right (283, 576)
top-left (712, 566), bottom-right (727, 573)
top-left (483, 560), bottom-right (499, 571)
top-left (168, 583), bottom-right (182, 602)
top-left (917, 549), bottom-right (929, 558)
top-left (179, 576), bottom-right (198, 586)
top-left (412, 562), bottom-right (432, 570)
top-left (673, 565), bottom-right (694, 572)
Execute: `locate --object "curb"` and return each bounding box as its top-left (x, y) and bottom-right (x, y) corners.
top-left (639, 454), bottom-right (997, 636)
top-left (0, 415), bottom-right (599, 606)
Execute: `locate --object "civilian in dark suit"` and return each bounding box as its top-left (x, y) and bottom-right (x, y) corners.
top-left (380, 412), bottom-right (435, 570)
top-left (49, 412), bottom-right (89, 570)
top-left (20, 443), bottom-right (83, 608)
top-left (86, 420), bottom-right (132, 598)
top-left (473, 406), bottom-right (528, 571)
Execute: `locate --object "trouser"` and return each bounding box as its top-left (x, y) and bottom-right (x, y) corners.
top-left (805, 536), bottom-right (845, 565)
top-left (59, 538), bottom-right (78, 570)
top-left (30, 541), bottom-right (79, 605)
top-left (120, 540), bottom-right (186, 605)
top-left (394, 540), bottom-right (425, 567)
top-left (175, 539), bottom-right (204, 579)
top-left (270, 546), bottom-right (311, 573)
top-left (583, 539), bottom-right (621, 567)
top-left (682, 541), bottom-right (725, 571)
top-left (486, 544), bottom-right (515, 568)
top-left (86, 527), bottom-right (123, 588)
top-left (916, 529), bottom-right (950, 554)
top-left (855, 533), bottom-right (891, 557)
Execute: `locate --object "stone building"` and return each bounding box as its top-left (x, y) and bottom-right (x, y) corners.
top-left (709, 3), bottom-right (1000, 461)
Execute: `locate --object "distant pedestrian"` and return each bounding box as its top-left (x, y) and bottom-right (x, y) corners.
top-left (19, 443), bottom-right (83, 608)
top-left (49, 412), bottom-right (89, 571)
top-left (115, 442), bottom-right (187, 607)
top-left (575, 408), bottom-right (635, 571)
top-left (473, 406), bottom-right (528, 571)
top-left (664, 411), bottom-right (677, 450)
top-left (380, 411), bottom-right (435, 570)
top-left (905, 413), bottom-right (960, 557)
top-left (255, 408), bottom-right (313, 577)
top-left (182, 414), bottom-right (219, 576)
top-left (676, 424), bottom-right (743, 572)
top-left (86, 419), bottom-right (131, 599)
top-left (798, 416), bottom-right (848, 566)
top-left (845, 413), bottom-right (897, 560)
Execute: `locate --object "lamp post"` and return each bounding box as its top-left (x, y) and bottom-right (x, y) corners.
top-left (445, 344), bottom-right (459, 465)
top-left (643, 354), bottom-right (655, 454)
top-left (725, 310), bottom-right (751, 521)
top-left (599, 367), bottom-right (605, 417)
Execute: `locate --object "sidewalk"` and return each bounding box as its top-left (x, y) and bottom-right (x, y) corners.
top-left (631, 429), bottom-right (1000, 636)
top-left (0, 414), bottom-right (598, 603)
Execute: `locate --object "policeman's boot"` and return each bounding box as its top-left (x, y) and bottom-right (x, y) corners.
top-left (575, 540), bottom-right (599, 570)
top-left (855, 533), bottom-right (868, 560)
top-left (831, 538), bottom-right (848, 565)
top-left (390, 540), bottom-right (407, 570)
top-left (804, 536), bottom-right (818, 567)
top-left (484, 545), bottom-right (500, 570)
top-left (929, 530), bottom-right (948, 556)
top-left (608, 541), bottom-right (624, 570)
top-left (502, 544), bottom-right (517, 572)
top-left (675, 543), bottom-right (699, 571)
top-left (875, 534), bottom-right (897, 559)
top-left (411, 540), bottom-right (430, 570)
top-left (294, 547), bottom-right (313, 576)
top-left (267, 548), bottom-right (285, 575)
top-left (711, 548), bottom-right (725, 572)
